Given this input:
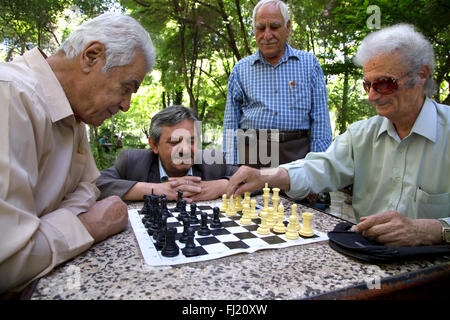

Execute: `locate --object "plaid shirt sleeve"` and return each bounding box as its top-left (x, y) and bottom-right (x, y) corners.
top-left (223, 68), bottom-right (241, 165)
top-left (309, 56), bottom-right (332, 152)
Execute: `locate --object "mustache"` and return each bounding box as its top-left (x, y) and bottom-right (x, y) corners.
top-left (371, 99), bottom-right (392, 106)
top-left (260, 39), bottom-right (278, 45)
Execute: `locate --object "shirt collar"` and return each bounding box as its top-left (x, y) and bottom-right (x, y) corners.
top-left (251, 44), bottom-right (299, 66)
top-left (158, 157), bottom-right (193, 182)
top-left (23, 47), bottom-right (74, 123)
top-left (377, 97), bottom-right (437, 143)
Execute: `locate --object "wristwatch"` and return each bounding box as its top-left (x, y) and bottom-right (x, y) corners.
top-left (438, 218), bottom-right (450, 243)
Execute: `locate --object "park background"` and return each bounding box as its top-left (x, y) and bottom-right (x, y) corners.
top-left (1, 0), bottom-right (448, 170)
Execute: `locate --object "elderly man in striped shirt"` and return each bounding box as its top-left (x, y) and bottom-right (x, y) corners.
top-left (223, 0), bottom-right (332, 169)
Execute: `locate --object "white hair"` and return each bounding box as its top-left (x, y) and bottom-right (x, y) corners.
top-left (60, 13), bottom-right (156, 73)
top-left (354, 23), bottom-right (436, 96)
top-left (253, 0), bottom-right (290, 27)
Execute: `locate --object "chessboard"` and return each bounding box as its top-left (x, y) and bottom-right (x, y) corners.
top-left (129, 192), bottom-right (328, 267)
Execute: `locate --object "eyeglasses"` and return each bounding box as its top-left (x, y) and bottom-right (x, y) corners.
top-left (363, 73), bottom-right (410, 95)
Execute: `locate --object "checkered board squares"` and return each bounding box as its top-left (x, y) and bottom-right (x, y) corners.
top-left (128, 203), bottom-right (328, 267)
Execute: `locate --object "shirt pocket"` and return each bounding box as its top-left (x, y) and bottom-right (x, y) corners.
top-left (288, 81), bottom-right (310, 111)
top-left (414, 187), bottom-right (450, 218)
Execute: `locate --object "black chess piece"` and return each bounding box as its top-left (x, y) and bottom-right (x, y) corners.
top-left (155, 211), bottom-right (169, 250)
top-left (210, 207), bottom-right (222, 229)
top-left (179, 199), bottom-right (189, 220)
top-left (140, 195), bottom-right (151, 223)
top-left (182, 226), bottom-right (200, 257)
top-left (189, 203), bottom-right (199, 224)
top-left (161, 227), bottom-right (179, 257)
top-left (197, 211), bottom-right (211, 236)
top-left (160, 194), bottom-right (168, 211)
top-left (179, 217), bottom-right (190, 243)
top-left (174, 190), bottom-right (183, 212)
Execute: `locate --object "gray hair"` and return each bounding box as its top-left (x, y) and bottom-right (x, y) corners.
top-left (354, 23), bottom-right (436, 96)
top-left (149, 105), bottom-right (198, 144)
top-left (60, 13), bottom-right (156, 73)
top-left (253, 0), bottom-right (290, 27)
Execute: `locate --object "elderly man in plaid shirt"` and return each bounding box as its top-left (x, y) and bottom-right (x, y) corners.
top-left (223, 0), bottom-right (332, 169)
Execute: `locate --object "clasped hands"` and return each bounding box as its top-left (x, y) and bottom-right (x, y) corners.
top-left (164, 176), bottom-right (228, 203)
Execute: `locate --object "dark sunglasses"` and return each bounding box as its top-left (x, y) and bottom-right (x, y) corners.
top-left (363, 72), bottom-right (410, 95)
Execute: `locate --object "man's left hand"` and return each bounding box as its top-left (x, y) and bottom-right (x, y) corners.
top-left (353, 211), bottom-right (442, 246)
top-left (190, 179), bottom-right (228, 202)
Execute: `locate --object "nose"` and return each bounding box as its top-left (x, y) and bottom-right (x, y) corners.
top-left (119, 96), bottom-right (132, 112)
top-left (263, 26), bottom-right (273, 40)
top-left (367, 86), bottom-right (382, 102)
top-left (179, 138), bottom-right (192, 155)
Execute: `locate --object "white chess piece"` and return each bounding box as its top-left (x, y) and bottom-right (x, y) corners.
top-left (285, 215), bottom-right (300, 240)
top-left (226, 195), bottom-right (237, 216)
top-left (257, 210), bottom-right (270, 235)
top-left (239, 203), bottom-right (252, 225)
top-left (299, 212), bottom-right (315, 237)
top-left (273, 202), bottom-right (286, 234)
top-left (220, 194), bottom-right (228, 212)
top-left (249, 199), bottom-right (258, 219)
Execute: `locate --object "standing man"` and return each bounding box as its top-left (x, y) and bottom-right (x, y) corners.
top-left (223, 0), bottom-right (332, 168)
top-left (0, 13), bottom-right (155, 294)
top-left (226, 24), bottom-right (450, 247)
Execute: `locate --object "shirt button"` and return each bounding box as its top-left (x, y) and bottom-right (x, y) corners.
top-left (275, 90), bottom-right (278, 93)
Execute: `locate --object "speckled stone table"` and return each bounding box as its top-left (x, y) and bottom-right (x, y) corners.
top-left (30, 196), bottom-right (450, 300)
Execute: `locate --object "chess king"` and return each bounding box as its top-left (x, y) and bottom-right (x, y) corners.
top-left (97, 105), bottom-right (239, 203)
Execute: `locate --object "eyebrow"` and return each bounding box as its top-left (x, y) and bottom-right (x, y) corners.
top-left (131, 80), bottom-right (140, 93)
top-left (255, 21), bottom-right (282, 28)
top-left (123, 80), bottom-right (140, 93)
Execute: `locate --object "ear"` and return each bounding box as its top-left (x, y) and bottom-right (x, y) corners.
top-left (148, 137), bottom-right (159, 154)
top-left (80, 41), bottom-right (106, 73)
top-left (417, 64), bottom-right (431, 81)
top-left (286, 19), bottom-right (291, 35)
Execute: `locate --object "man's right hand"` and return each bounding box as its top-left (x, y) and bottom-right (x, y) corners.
top-left (225, 166), bottom-right (291, 197)
top-left (78, 196), bottom-right (128, 243)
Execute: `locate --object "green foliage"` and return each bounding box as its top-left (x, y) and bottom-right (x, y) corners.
top-left (2, 0), bottom-right (448, 170)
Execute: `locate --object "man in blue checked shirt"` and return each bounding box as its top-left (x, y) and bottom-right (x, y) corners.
top-left (223, 0), bottom-right (332, 168)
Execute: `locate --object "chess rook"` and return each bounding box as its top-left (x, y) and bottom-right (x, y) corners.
top-left (299, 212), bottom-right (315, 237)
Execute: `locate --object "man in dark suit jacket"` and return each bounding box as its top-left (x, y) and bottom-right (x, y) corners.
top-left (97, 106), bottom-right (238, 202)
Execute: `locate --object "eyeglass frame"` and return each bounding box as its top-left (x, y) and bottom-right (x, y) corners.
top-left (363, 72), bottom-right (412, 95)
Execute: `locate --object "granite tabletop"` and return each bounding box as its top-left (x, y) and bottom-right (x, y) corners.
top-left (30, 196), bottom-right (450, 300)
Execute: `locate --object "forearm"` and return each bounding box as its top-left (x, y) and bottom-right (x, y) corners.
top-left (261, 167), bottom-right (291, 191)
top-left (0, 207), bottom-right (94, 294)
top-left (122, 182), bottom-right (159, 201)
top-left (414, 219), bottom-right (443, 245)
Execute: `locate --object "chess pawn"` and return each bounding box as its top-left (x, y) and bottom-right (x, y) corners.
top-left (266, 207), bottom-right (275, 228)
top-left (285, 215), bottom-right (300, 240)
top-left (249, 199), bottom-right (258, 219)
top-left (291, 203), bottom-right (300, 231)
top-left (161, 227), bottom-right (180, 257)
top-left (243, 192), bottom-right (251, 208)
top-left (273, 203), bottom-right (286, 234)
top-left (257, 210), bottom-right (271, 235)
top-left (299, 212), bottom-right (315, 237)
top-left (226, 195), bottom-right (237, 216)
top-left (220, 194), bottom-right (228, 212)
top-left (210, 207), bottom-right (223, 229)
top-left (239, 203), bottom-right (252, 225)
top-left (182, 226), bottom-right (200, 257)
top-left (235, 195), bottom-right (243, 212)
